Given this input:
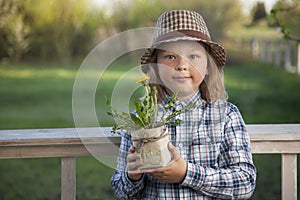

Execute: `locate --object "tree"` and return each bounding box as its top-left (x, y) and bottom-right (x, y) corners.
top-left (6, 13), bottom-right (30, 62)
top-left (23, 0), bottom-right (101, 62)
top-left (271, 0), bottom-right (300, 42)
top-left (271, 0), bottom-right (300, 75)
top-left (251, 2), bottom-right (267, 25)
top-left (0, 0), bottom-right (30, 62)
top-left (0, 0), bottom-right (103, 63)
top-left (0, 0), bottom-right (246, 63)
top-left (110, 0), bottom-right (244, 41)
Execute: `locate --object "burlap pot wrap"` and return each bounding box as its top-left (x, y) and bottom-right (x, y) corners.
top-left (131, 126), bottom-right (171, 169)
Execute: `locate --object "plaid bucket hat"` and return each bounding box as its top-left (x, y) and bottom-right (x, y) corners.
top-left (141, 10), bottom-right (226, 69)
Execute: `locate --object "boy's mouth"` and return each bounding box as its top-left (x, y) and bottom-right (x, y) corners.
top-left (173, 76), bottom-right (191, 81)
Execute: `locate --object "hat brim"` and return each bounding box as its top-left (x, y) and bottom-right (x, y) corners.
top-left (140, 36), bottom-right (226, 69)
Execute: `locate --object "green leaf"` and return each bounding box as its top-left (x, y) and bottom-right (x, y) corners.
top-left (134, 101), bottom-right (149, 125)
top-left (130, 113), bottom-right (145, 128)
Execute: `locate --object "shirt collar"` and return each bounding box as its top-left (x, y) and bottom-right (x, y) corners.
top-left (161, 90), bottom-right (205, 109)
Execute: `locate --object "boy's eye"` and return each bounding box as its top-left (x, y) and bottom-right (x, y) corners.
top-left (190, 55), bottom-right (200, 59)
top-left (165, 55), bottom-right (176, 60)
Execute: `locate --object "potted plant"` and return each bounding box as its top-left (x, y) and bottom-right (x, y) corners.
top-left (107, 76), bottom-right (195, 169)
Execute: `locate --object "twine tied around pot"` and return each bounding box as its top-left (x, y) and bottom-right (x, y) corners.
top-left (131, 126), bottom-right (168, 150)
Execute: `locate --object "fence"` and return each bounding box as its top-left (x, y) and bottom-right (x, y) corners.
top-left (0, 124), bottom-right (300, 200)
top-left (250, 38), bottom-right (300, 75)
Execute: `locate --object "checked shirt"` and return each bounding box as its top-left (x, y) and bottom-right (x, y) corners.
top-left (111, 91), bottom-right (256, 199)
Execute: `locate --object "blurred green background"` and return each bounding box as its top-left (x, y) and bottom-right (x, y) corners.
top-left (1, 0), bottom-right (300, 199)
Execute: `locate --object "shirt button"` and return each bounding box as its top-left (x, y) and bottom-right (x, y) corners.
top-left (206, 137), bottom-right (211, 142)
top-left (178, 143), bottom-right (183, 148)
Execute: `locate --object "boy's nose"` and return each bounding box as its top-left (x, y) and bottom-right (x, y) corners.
top-left (175, 58), bottom-right (188, 71)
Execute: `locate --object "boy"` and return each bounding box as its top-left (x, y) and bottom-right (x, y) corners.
top-left (111, 10), bottom-right (256, 199)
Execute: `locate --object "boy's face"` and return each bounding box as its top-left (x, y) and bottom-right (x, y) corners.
top-left (156, 40), bottom-right (208, 100)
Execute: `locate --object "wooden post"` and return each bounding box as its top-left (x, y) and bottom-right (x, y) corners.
top-left (250, 38), bottom-right (259, 59)
top-left (266, 42), bottom-right (273, 64)
top-left (61, 157), bottom-right (76, 200)
top-left (259, 41), bottom-right (266, 62)
top-left (285, 41), bottom-right (292, 71)
top-left (274, 41), bottom-right (282, 67)
top-left (297, 43), bottom-right (300, 76)
top-left (281, 154), bottom-right (297, 200)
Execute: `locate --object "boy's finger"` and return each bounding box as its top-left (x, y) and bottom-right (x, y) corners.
top-left (168, 142), bottom-right (180, 160)
top-left (129, 146), bottom-right (136, 153)
top-left (127, 161), bottom-right (143, 171)
top-left (127, 153), bottom-right (141, 163)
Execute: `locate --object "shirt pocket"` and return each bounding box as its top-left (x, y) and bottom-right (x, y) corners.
top-left (190, 126), bottom-right (222, 167)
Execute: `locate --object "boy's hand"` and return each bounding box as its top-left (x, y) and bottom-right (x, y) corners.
top-left (127, 146), bottom-right (143, 181)
top-left (147, 143), bottom-right (187, 183)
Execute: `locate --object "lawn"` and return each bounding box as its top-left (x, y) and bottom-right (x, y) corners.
top-left (0, 61), bottom-right (300, 199)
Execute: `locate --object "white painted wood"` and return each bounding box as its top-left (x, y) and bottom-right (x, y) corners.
top-left (1, 124), bottom-right (300, 199)
top-left (247, 124), bottom-right (300, 136)
top-left (282, 154), bottom-right (297, 200)
top-left (250, 141), bottom-right (300, 153)
top-left (297, 43), bottom-right (300, 76)
top-left (0, 143), bottom-right (119, 158)
top-left (0, 124), bottom-right (299, 146)
top-left (61, 157), bottom-right (76, 200)
top-left (0, 127), bottom-right (120, 158)
top-left (285, 41), bottom-right (292, 70)
top-left (0, 127), bottom-right (118, 146)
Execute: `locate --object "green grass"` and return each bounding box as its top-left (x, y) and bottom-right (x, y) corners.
top-left (225, 62), bottom-right (300, 200)
top-left (0, 61), bottom-right (300, 199)
top-left (225, 61), bottom-right (300, 123)
top-left (0, 66), bottom-right (76, 129)
top-left (0, 157), bottom-right (117, 200)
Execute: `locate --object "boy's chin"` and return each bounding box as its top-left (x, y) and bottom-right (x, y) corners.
top-left (175, 90), bottom-right (197, 100)
top-left (164, 86), bottom-right (197, 100)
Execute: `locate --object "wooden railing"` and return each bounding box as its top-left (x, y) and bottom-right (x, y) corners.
top-left (0, 124), bottom-right (299, 200)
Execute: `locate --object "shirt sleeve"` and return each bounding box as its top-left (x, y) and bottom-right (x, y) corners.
top-left (110, 131), bottom-right (145, 199)
top-left (181, 103), bottom-right (257, 199)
